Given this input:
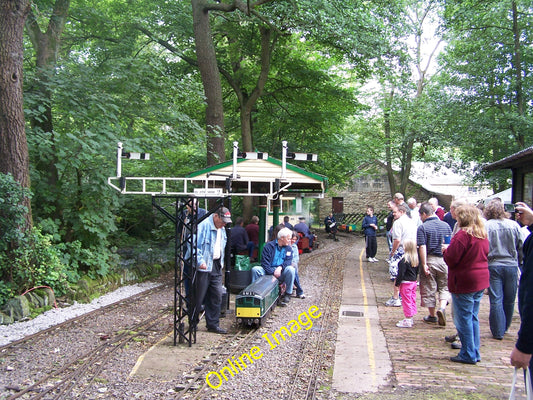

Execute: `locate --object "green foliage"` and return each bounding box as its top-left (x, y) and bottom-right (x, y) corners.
top-left (0, 173), bottom-right (30, 252)
top-left (0, 173), bottom-right (74, 306)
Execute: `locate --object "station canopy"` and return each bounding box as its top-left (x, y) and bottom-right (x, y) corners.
top-left (187, 157), bottom-right (328, 199)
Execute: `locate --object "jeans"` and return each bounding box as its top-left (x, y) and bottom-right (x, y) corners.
top-left (452, 290), bottom-right (484, 363)
top-left (386, 230), bottom-right (393, 252)
top-left (488, 265), bottom-right (518, 339)
top-left (251, 265), bottom-right (296, 295)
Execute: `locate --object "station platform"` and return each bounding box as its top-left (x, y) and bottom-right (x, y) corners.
top-left (130, 235), bottom-right (524, 399)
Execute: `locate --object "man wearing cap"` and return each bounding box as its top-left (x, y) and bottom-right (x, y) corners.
top-left (193, 206), bottom-right (232, 334)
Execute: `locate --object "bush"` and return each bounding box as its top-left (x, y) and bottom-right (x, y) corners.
top-left (0, 173), bottom-right (73, 306)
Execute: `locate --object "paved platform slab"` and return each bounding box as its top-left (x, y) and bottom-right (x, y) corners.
top-left (332, 242), bottom-right (392, 393)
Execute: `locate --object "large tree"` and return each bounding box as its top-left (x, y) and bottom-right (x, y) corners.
top-left (436, 0), bottom-right (533, 189)
top-left (0, 0), bottom-right (32, 228)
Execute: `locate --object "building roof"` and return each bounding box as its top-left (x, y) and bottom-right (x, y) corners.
top-left (483, 146), bottom-right (533, 171)
top-left (187, 157), bottom-right (328, 198)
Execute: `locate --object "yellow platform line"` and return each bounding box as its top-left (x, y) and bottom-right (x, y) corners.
top-left (129, 330), bottom-right (173, 377)
top-left (359, 248), bottom-right (376, 385)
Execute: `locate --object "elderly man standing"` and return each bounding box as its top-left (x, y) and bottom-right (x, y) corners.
top-left (394, 192), bottom-right (411, 218)
top-left (193, 206), bottom-right (232, 334)
top-left (407, 197), bottom-right (422, 227)
top-left (428, 197), bottom-right (446, 221)
top-left (386, 204), bottom-right (417, 306)
top-left (417, 202), bottom-right (452, 326)
top-left (251, 227), bottom-right (295, 306)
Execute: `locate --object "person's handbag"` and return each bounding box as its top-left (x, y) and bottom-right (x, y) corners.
top-left (509, 367), bottom-right (532, 400)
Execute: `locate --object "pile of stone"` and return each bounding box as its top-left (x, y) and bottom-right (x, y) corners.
top-left (0, 287), bottom-right (55, 324)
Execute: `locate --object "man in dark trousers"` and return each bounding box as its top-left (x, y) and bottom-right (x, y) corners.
top-left (510, 201), bottom-right (533, 382)
top-left (193, 206), bottom-right (232, 334)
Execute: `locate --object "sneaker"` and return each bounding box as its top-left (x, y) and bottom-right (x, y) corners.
top-left (372, 257), bottom-right (379, 262)
top-left (445, 333), bottom-right (459, 343)
top-left (437, 308), bottom-right (446, 326)
top-left (451, 340), bottom-right (462, 349)
top-left (385, 297), bottom-right (402, 307)
top-left (296, 293), bottom-right (306, 299)
top-left (396, 318), bottom-right (413, 328)
top-left (423, 315), bottom-right (438, 324)
top-left (367, 257), bottom-right (374, 262)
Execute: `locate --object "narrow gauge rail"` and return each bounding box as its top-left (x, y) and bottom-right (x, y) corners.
top-left (0, 283), bottom-right (170, 353)
top-left (5, 306), bottom-right (172, 400)
top-left (286, 245), bottom-right (349, 400)
top-left (1, 282), bottom-right (172, 399)
top-left (177, 327), bottom-right (261, 399)
top-left (175, 241), bottom-right (350, 400)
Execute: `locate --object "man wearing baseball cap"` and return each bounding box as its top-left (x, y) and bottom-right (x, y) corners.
top-left (193, 206), bottom-right (232, 334)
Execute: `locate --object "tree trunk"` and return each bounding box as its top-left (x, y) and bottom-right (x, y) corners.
top-left (511, 0), bottom-right (525, 148)
top-left (191, 0), bottom-right (225, 166)
top-left (383, 89), bottom-right (397, 197)
top-left (0, 0), bottom-right (32, 229)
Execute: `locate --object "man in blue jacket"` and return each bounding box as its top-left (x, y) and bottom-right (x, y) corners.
top-left (251, 227), bottom-right (295, 306)
top-left (193, 206), bottom-right (232, 334)
top-left (511, 202), bottom-right (533, 382)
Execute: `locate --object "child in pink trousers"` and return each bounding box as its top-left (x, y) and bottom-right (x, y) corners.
top-left (395, 240), bottom-right (419, 328)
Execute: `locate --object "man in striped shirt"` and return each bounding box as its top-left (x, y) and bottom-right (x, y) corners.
top-left (417, 202), bottom-right (453, 326)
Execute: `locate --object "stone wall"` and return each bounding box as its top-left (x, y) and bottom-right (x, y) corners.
top-left (319, 173), bottom-right (451, 221)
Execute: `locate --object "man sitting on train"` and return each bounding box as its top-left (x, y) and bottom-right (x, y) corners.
top-left (251, 227), bottom-right (295, 306)
top-left (294, 217), bottom-right (316, 249)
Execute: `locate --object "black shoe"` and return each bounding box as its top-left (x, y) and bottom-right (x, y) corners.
top-left (450, 356), bottom-right (476, 365)
top-left (445, 334), bottom-right (459, 343)
top-left (437, 308), bottom-right (446, 326)
top-left (207, 326), bottom-right (227, 334)
top-left (423, 315), bottom-right (438, 324)
top-left (280, 294), bottom-right (291, 306)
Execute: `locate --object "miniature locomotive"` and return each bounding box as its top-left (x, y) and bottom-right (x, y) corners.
top-left (235, 275), bottom-right (280, 326)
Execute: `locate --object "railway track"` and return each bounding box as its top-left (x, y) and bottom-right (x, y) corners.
top-left (1, 283), bottom-right (174, 400)
top-left (0, 283), bottom-right (170, 353)
top-left (5, 307), bottom-right (172, 400)
top-left (173, 238), bottom-right (352, 400)
top-left (286, 244), bottom-right (350, 400)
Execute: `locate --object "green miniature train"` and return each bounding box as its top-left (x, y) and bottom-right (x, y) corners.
top-left (235, 275), bottom-right (280, 326)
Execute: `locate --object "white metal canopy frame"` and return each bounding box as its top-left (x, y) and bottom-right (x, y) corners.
top-left (107, 141), bottom-right (326, 199)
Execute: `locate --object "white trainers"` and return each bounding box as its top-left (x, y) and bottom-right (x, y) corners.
top-left (367, 257), bottom-right (375, 262)
top-left (372, 257), bottom-right (379, 262)
top-left (396, 318), bottom-right (413, 328)
top-left (385, 296), bottom-right (402, 307)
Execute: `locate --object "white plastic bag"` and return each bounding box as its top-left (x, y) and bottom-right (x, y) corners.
top-left (509, 367), bottom-right (532, 400)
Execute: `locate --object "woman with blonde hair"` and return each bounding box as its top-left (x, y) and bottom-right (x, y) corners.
top-left (443, 204), bottom-right (489, 364)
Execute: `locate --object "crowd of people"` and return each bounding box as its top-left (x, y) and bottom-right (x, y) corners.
top-left (378, 192), bottom-right (532, 373)
top-left (187, 196), bottom-right (533, 379)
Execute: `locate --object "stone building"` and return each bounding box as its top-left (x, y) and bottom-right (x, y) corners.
top-left (319, 168), bottom-right (451, 219)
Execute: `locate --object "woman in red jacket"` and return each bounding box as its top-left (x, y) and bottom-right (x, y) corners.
top-left (443, 204), bottom-right (489, 365)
